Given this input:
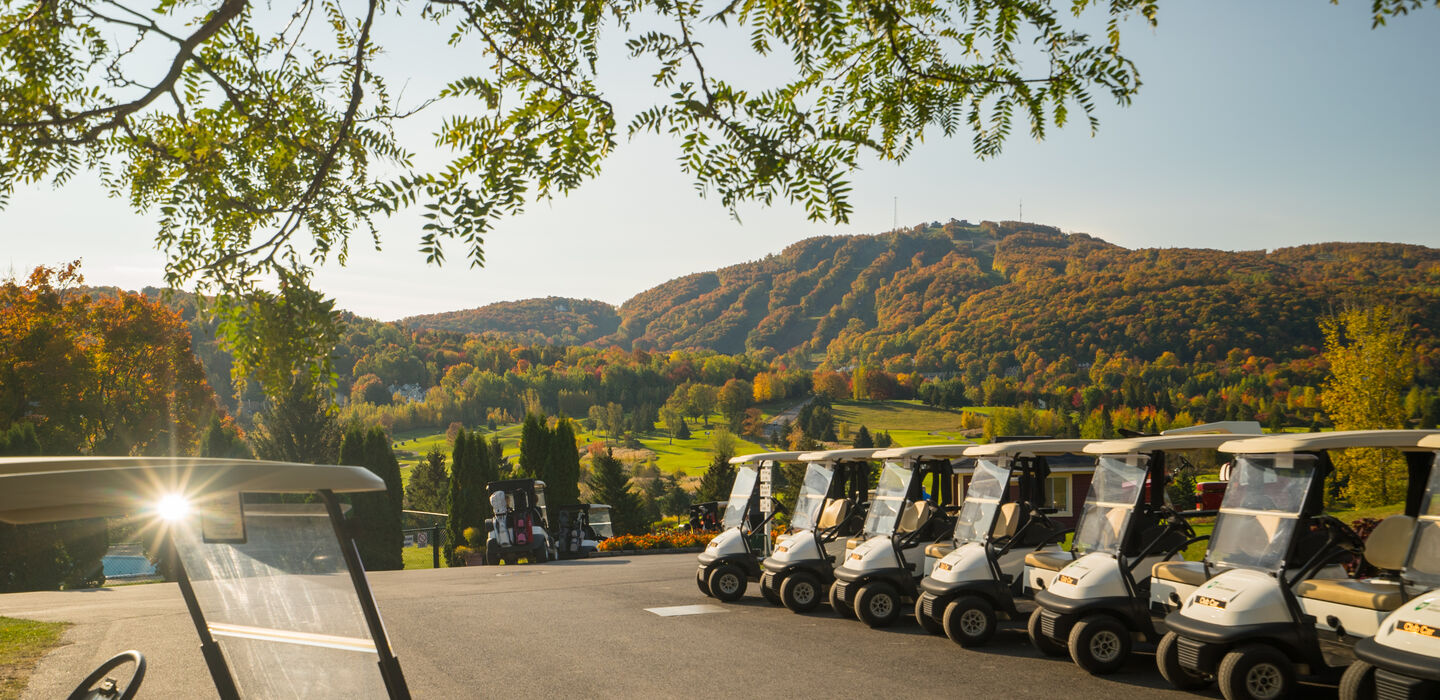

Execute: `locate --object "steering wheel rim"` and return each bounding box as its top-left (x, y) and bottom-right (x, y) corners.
top-left (66, 650), bottom-right (145, 700)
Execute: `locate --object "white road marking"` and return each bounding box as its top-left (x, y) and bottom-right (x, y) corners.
top-left (645, 604), bottom-right (730, 617)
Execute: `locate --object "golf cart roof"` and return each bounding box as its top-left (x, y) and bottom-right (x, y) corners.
top-left (1218, 429), bottom-right (1440, 455)
top-left (964, 439), bottom-right (1097, 458)
top-left (728, 451), bottom-right (809, 465)
top-left (1084, 421), bottom-right (1265, 454)
top-left (0, 456), bottom-right (384, 525)
top-left (872, 444), bottom-right (974, 460)
top-left (796, 448), bottom-right (882, 462)
top-left (1421, 435), bottom-right (1440, 449)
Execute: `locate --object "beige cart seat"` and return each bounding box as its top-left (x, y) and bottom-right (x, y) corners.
top-left (1152, 560), bottom-right (1209, 587)
top-left (1025, 550), bottom-right (1075, 572)
top-left (897, 501), bottom-right (936, 535)
top-left (926, 542), bottom-right (956, 558)
top-left (1296, 515), bottom-right (1415, 612)
top-left (816, 499), bottom-right (850, 530)
top-left (991, 502), bottom-right (1022, 540)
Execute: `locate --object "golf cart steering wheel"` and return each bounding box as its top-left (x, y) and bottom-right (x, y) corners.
top-left (66, 650), bottom-right (145, 700)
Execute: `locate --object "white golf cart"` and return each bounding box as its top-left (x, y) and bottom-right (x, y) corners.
top-left (1160, 430), bottom-right (1439, 700)
top-left (696, 452), bottom-right (804, 602)
top-left (829, 445), bottom-right (962, 627)
top-left (758, 448), bottom-right (874, 612)
top-left (914, 439), bottom-right (1093, 645)
top-left (1341, 432), bottom-right (1440, 700)
top-left (0, 456), bottom-right (411, 699)
top-left (483, 478), bottom-right (556, 565)
top-left (1028, 422), bottom-right (1261, 673)
top-left (555, 503), bottom-right (612, 559)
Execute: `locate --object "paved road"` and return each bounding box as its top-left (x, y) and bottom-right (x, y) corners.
top-left (1, 553), bottom-right (1336, 698)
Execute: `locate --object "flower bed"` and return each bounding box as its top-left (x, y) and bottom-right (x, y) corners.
top-left (598, 530), bottom-right (717, 552)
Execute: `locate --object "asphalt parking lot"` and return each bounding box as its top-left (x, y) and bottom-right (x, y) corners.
top-left (1, 553), bottom-right (1338, 698)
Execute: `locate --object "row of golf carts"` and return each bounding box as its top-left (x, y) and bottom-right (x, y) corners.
top-left (695, 424), bottom-right (1440, 700)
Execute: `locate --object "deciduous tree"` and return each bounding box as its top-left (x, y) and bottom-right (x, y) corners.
top-left (1320, 306), bottom-right (1412, 506)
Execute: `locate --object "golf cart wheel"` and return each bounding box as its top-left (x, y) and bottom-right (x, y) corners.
top-left (1157, 631), bottom-right (1212, 690)
top-left (780, 572), bottom-right (823, 613)
top-left (1026, 608), bottom-right (1067, 657)
top-left (942, 596), bottom-right (996, 647)
top-left (1216, 644), bottom-right (1295, 700)
top-left (696, 568), bottom-right (713, 597)
top-left (1067, 615), bottom-right (1132, 675)
top-left (855, 582), bottom-right (902, 628)
top-left (829, 581), bottom-right (855, 619)
top-left (914, 596), bottom-right (943, 635)
top-left (761, 579), bottom-right (782, 606)
top-left (1338, 660), bottom-right (1375, 700)
top-left (485, 542), bottom-right (500, 566)
top-left (708, 564), bottom-right (747, 602)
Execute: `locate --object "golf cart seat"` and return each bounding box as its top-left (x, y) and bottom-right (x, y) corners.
top-left (1024, 549), bottom-right (1075, 572)
top-left (925, 542), bottom-right (956, 558)
top-left (991, 502), bottom-right (1023, 539)
top-left (897, 501), bottom-right (936, 535)
top-left (1152, 560), bottom-right (1209, 587)
top-left (846, 536), bottom-right (866, 551)
top-left (1295, 515), bottom-right (1416, 612)
top-left (817, 498), bottom-right (851, 530)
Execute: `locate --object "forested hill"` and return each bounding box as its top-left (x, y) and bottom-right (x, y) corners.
top-left (401, 221), bottom-right (1440, 376)
top-left (401, 296), bottom-right (619, 345)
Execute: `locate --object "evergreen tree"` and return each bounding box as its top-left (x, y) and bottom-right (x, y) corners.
top-left (675, 419), bottom-right (691, 440)
top-left (486, 437), bottom-right (505, 479)
top-left (198, 415), bottom-right (250, 459)
top-left (588, 448), bottom-right (644, 536)
top-left (345, 428), bottom-right (404, 571)
top-left (406, 448), bottom-right (449, 513)
top-left (518, 413), bottom-right (548, 480)
top-left (852, 425), bottom-right (874, 448)
top-left (250, 375), bottom-right (340, 465)
top-left (874, 430), bottom-right (894, 448)
top-left (547, 419), bottom-right (582, 510)
top-left (445, 431), bottom-right (477, 564)
top-left (696, 451), bottom-right (736, 503)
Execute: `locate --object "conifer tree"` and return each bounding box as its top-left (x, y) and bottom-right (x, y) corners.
top-left (445, 430), bottom-right (474, 564)
top-left (852, 425), bottom-right (874, 448)
top-left (696, 452), bottom-right (736, 504)
top-left (518, 413), bottom-right (548, 480)
top-left (198, 415), bottom-right (250, 459)
top-left (406, 448), bottom-right (449, 513)
top-left (588, 449), bottom-right (644, 536)
top-left (548, 419), bottom-right (582, 510)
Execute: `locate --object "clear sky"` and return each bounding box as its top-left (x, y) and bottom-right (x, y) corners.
top-left (3, 1), bottom-right (1437, 321)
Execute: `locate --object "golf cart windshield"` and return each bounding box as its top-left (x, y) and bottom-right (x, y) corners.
top-left (953, 459), bottom-right (1010, 545)
top-left (1206, 455), bottom-right (1316, 571)
top-left (171, 502), bottom-right (387, 698)
top-left (789, 463), bottom-right (835, 532)
top-left (722, 466), bottom-right (758, 530)
top-left (1403, 460), bottom-right (1440, 588)
top-left (862, 462), bottom-right (912, 536)
top-left (1072, 456), bottom-right (1149, 555)
top-left (589, 507), bottom-right (614, 539)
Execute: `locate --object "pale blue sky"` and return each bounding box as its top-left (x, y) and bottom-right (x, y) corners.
top-left (3, 1), bottom-right (1437, 321)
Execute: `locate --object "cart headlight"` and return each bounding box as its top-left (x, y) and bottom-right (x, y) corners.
top-left (156, 493), bottom-right (191, 521)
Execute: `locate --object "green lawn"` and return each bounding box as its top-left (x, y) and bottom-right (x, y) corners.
top-left (402, 544), bottom-right (447, 570)
top-left (0, 617), bottom-right (67, 700)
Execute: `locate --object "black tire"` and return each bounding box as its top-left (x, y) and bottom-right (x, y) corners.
top-left (829, 582), bottom-right (855, 619)
top-left (1216, 644), bottom-right (1295, 700)
top-left (1027, 608), bottom-right (1067, 658)
top-left (943, 596), bottom-right (997, 647)
top-left (708, 564), bottom-right (747, 602)
top-left (1157, 631), bottom-right (1212, 690)
top-left (485, 542), bottom-right (500, 566)
top-left (696, 567), bottom-right (712, 597)
top-left (1068, 615), bottom-right (1132, 675)
top-left (914, 595), bottom-right (943, 635)
top-left (1338, 660), bottom-right (1375, 700)
top-left (761, 578), bottom-right (782, 606)
top-left (855, 582), bottom-right (903, 628)
top-left (780, 572), bottom-right (823, 613)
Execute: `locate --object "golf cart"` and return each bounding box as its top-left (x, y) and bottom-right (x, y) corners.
top-left (0, 456), bottom-right (411, 699)
top-left (829, 444), bottom-right (962, 627)
top-left (914, 439), bottom-right (1093, 645)
top-left (1342, 432), bottom-right (1440, 700)
top-left (483, 479), bottom-right (556, 565)
top-left (758, 448), bottom-right (874, 612)
top-left (554, 503), bottom-right (612, 559)
top-left (696, 452), bottom-right (804, 602)
top-left (685, 501), bottom-right (721, 531)
top-left (1160, 430), bottom-right (1439, 700)
top-left (1028, 422), bottom-right (1261, 673)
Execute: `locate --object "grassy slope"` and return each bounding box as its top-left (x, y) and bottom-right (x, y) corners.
top-left (0, 617), bottom-right (67, 700)
top-left (831, 399), bottom-right (982, 446)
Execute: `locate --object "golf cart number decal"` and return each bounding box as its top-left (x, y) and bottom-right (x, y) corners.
top-left (1195, 596), bottom-right (1228, 610)
top-left (1057, 574), bottom-right (1078, 586)
top-left (1399, 621), bottom-right (1438, 638)
top-left (937, 561), bottom-right (952, 571)
top-left (849, 552), bottom-right (863, 561)
top-left (776, 545), bottom-right (788, 553)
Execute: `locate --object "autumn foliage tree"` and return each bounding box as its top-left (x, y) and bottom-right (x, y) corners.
top-left (1320, 306), bottom-right (1413, 506)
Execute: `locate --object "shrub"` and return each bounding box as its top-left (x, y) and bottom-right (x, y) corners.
top-left (597, 531), bottom-right (716, 552)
